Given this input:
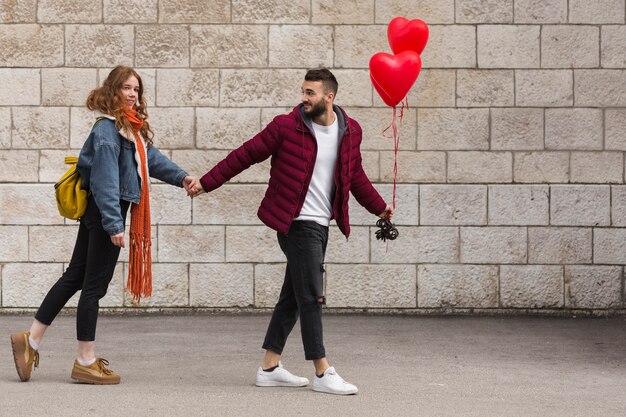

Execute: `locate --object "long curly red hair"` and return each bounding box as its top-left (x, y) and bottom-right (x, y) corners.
top-left (86, 66), bottom-right (154, 146)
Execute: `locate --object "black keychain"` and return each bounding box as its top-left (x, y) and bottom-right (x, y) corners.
top-left (375, 218), bottom-right (399, 242)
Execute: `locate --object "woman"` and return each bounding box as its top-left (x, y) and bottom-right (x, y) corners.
top-left (10, 66), bottom-right (194, 385)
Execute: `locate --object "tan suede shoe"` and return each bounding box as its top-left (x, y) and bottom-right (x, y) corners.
top-left (10, 331), bottom-right (40, 382)
top-left (71, 358), bottom-right (121, 385)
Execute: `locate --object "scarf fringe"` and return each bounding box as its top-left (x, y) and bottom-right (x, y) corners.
top-left (128, 231), bottom-right (152, 302)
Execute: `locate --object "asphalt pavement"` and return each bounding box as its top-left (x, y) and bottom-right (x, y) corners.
top-left (1, 313), bottom-right (625, 417)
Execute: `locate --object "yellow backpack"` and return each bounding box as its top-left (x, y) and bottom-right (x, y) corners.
top-left (54, 156), bottom-right (88, 220)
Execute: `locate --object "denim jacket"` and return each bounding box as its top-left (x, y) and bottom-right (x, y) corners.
top-left (77, 116), bottom-right (188, 236)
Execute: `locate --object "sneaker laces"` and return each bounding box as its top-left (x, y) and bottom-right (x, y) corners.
top-left (32, 350), bottom-right (40, 369)
top-left (95, 358), bottom-right (113, 375)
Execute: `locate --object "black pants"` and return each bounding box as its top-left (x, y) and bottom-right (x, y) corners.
top-left (262, 220), bottom-right (328, 360)
top-left (35, 196), bottom-right (130, 341)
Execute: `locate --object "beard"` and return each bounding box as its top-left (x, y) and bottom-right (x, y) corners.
top-left (302, 99), bottom-right (326, 119)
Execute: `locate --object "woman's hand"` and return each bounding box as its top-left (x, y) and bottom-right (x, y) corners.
top-left (186, 179), bottom-right (206, 198)
top-left (110, 232), bottom-right (125, 248)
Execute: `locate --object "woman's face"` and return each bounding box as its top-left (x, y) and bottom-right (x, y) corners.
top-left (120, 75), bottom-right (140, 109)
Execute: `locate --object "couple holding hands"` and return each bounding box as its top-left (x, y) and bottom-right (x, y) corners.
top-left (10, 66), bottom-right (393, 395)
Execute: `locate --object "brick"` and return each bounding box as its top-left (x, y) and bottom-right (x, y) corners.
top-left (407, 69), bottom-right (456, 108)
top-left (420, 185), bottom-right (487, 225)
top-left (421, 25), bottom-right (476, 68)
top-left (514, 0), bottom-right (567, 23)
top-left (171, 150), bottom-right (270, 184)
top-left (516, 70), bottom-right (573, 106)
top-left (39, 150), bottom-right (78, 182)
top-left (61, 263), bottom-right (124, 308)
top-left (42, 68), bottom-right (97, 106)
top-left (135, 25), bottom-right (188, 67)
top-left (156, 69), bottom-right (219, 106)
top-left (373, 226), bottom-right (458, 264)
top-left (0, 24), bottom-right (63, 66)
top-left (0, 226), bottom-right (28, 262)
top-left (37, 0), bottom-right (101, 23)
top-left (0, 107), bottom-right (10, 148)
top-left (375, 0), bottom-right (455, 24)
top-left (528, 227), bottom-right (592, 264)
top-left (564, 266), bottom-right (622, 308)
top-left (334, 25), bottom-right (387, 68)
top-left (233, 0), bottom-right (309, 23)
top-left (12, 107), bottom-right (69, 149)
top-left (348, 183), bottom-right (419, 226)
top-left (254, 264), bottom-right (285, 307)
top-left (569, 0), bottom-right (625, 24)
top-left (488, 185), bottom-right (549, 225)
top-left (190, 263), bottom-right (253, 307)
top-left (70, 107), bottom-right (95, 149)
top-left (327, 264), bottom-right (416, 308)
top-left (570, 152), bottom-right (623, 183)
top-left (514, 152), bottom-right (570, 183)
top-left (159, 0), bottom-right (230, 23)
top-left (192, 184), bottom-right (266, 225)
top-left (595, 229), bottom-right (626, 264)
top-left (612, 186), bottom-right (626, 226)
top-left (542, 26), bottom-right (599, 68)
top-left (601, 26), bottom-right (626, 68)
top-left (491, 108), bottom-right (543, 150)
top-left (326, 226), bottom-right (369, 263)
top-left (477, 25), bottom-right (540, 68)
top-left (456, 0), bottom-right (513, 23)
top-left (220, 69), bottom-right (304, 107)
top-left (0, 0), bottom-right (35, 22)
top-left (104, 0), bottom-right (158, 23)
top-left (29, 225), bottom-right (78, 262)
top-left (312, 0), bottom-right (374, 23)
top-left (550, 185), bottom-right (610, 226)
top-left (418, 264), bottom-right (499, 308)
top-left (345, 107), bottom-right (417, 151)
top-left (226, 226), bottom-right (284, 262)
top-left (456, 70), bottom-right (514, 107)
top-left (158, 225), bottom-right (224, 262)
top-left (150, 184), bottom-right (192, 225)
top-left (380, 151), bottom-right (446, 183)
top-left (147, 107), bottom-right (195, 149)
top-left (461, 227), bottom-right (527, 264)
top-left (126, 263), bottom-right (189, 307)
top-left (417, 108), bottom-right (489, 150)
top-left (576, 70), bottom-right (626, 107)
top-left (196, 108), bottom-right (261, 149)
top-left (361, 151), bottom-right (380, 181)
top-left (331, 69), bottom-right (373, 107)
top-left (606, 110), bottom-right (626, 151)
top-left (0, 150), bottom-right (38, 182)
top-left (269, 25), bottom-right (333, 68)
top-left (2, 263), bottom-right (63, 307)
top-left (448, 151), bottom-right (513, 183)
top-left (191, 25), bottom-right (267, 68)
top-left (66, 25), bottom-right (133, 67)
top-left (0, 69), bottom-right (39, 105)
top-left (500, 265), bottom-right (563, 308)
top-left (545, 108), bottom-right (603, 150)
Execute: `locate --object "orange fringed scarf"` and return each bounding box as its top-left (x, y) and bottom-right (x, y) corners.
top-left (123, 108), bottom-right (152, 303)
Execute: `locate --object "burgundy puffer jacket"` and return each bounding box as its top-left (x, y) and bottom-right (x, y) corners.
top-left (199, 104), bottom-right (387, 238)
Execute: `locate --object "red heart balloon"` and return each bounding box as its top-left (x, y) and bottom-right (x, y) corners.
top-left (369, 50), bottom-right (422, 107)
top-left (387, 16), bottom-right (429, 55)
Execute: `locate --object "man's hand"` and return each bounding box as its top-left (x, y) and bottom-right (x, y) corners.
top-left (182, 176), bottom-right (196, 194)
top-left (378, 204), bottom-right (394, 220)
top-left (186, 179), bottom-right (207, 198)
top-left (110, 232), bottom-right (125, 248)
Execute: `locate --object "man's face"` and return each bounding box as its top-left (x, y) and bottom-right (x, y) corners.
top-left (301, 80), bottom-right (328, 119)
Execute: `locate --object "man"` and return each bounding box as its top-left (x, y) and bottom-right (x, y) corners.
top-left (189, 68), bottom-right (393, 395)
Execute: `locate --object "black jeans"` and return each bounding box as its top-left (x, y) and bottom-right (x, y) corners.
top-left (35, 195), bottom-right (130, 341)
top-left (262, 220), bottom-right (329, 360)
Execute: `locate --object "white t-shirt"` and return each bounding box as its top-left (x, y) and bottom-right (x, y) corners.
top-left (295, 113), bottom-right (340, 226)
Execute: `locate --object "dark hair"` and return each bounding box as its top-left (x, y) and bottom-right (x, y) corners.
top-left (305, 68), bottom-right (338, 96)
top-left (86, 65), bottom-right (154, 145)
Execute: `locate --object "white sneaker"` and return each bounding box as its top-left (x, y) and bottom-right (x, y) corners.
top-left (255, 362), bottom-right (309, 387)
top-left (312, 367), bottom-right (358, 395)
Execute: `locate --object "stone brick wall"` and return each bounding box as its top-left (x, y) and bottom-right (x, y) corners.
top-left (1, 0), bottom-right (625, 314)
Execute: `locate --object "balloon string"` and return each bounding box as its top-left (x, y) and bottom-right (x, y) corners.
top-left (382, 100), bottom-right (406, 211)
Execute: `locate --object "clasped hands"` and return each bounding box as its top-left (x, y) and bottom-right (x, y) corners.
top-left (182, 176), bottom-right (205, 198)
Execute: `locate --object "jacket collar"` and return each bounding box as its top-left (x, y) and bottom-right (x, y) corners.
top-left (94, 111), bottom-right (133, 142)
